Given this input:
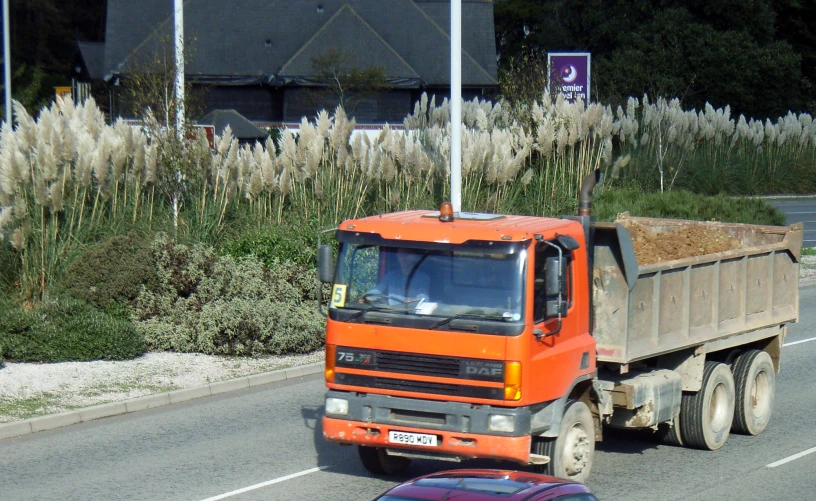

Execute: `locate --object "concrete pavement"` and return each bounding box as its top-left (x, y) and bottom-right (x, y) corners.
top-left (1, 287), bottom-right (814, 500)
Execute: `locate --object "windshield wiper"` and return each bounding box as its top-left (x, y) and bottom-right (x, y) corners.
top-left (344, 305), bottom-right (415, 323)
top-left (428, 312), bottom-right (510, 330)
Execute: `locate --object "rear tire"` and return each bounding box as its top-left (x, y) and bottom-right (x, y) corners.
top-left (679, 361), bottom-right (735, 450)
top-left (532, 400), bottom-right (595, 483)
top-left (732, 350), bottom-right (775, 435)
top-left (357, 446), bottom-right (411, 475)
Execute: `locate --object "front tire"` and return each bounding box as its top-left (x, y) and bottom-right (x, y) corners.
top-left (532, 400), bottom-right (595, 483)
top-left (657, 416), bottom-right (684, 447)
top-left (679, 361), bottom-right (735, 450)
top-left (732, 350), bottom-right (775, 435)
top-left (357, 446), bottom-right (411, 475)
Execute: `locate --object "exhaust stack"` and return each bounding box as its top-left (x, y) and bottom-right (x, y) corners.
top-left (578, 169), bottom-right (602, 217)
top-left (572, 168), bottom-right (601, 334)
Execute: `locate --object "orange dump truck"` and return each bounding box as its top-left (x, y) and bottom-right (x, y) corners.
top-left (316, 171), bottom-right (803, 482)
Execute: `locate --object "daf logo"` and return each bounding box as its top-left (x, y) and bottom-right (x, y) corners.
top-left (461, 361), bottom-right (504, 381)
top-left (466, 366), bottom-right (503, 376)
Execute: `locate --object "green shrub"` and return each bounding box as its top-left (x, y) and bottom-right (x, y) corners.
top-left (220, 218), bottom-right (320, 267)
top-left (61, 232), bottom-right (159, 308)
top-left (594, 188), bottom-right (787, 226)
top-left (0, 294), bottom-right (146, 362)
top-left (133, 234), bottom-right (324, 355)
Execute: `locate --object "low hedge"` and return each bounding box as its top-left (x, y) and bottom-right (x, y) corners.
top-left (132, 234), bottom-right (325, 356)
top-left (61, 231), bottom-right (158, 308)
top-left (219, 217), bottom-right (320, 267)
top-left (0, 295), bottom-right (146, 363)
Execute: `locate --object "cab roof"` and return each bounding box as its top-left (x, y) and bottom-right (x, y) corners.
top-left (338, 210), bottom-right (576, 244)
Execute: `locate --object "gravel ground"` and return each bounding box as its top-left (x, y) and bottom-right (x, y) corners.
top-left (0, 351), bottom-right (324, 423)
top-left (801, 254), bottom-right (816, 280)
top-left (0, 259), bottom-right (813, 425)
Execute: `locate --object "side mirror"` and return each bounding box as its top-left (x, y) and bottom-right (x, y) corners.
top-left (318, 244), bottom-right (335, 283)
top-left (545, 256), bottom-right (561, 296)
top-left (544, 256), bottom-right (568, 318)
top-left (556, 235), bottom-right (580, 252)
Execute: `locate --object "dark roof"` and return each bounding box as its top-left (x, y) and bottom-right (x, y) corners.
top-left (197, 109), bottom-right (268, 140)
top-left (102, 0), bottom-right (497, 87)
top-left (277, 4), bottom-right (421, 88)
top-left (78, 41), bottom-right (106, 80)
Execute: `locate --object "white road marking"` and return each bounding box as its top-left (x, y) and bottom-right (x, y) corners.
top-left (766, 446), bottom-right (816, 468)
top-left (198, 466), bottom-right (326, 501)
top-left (783, 337), bottom-right (816, 347)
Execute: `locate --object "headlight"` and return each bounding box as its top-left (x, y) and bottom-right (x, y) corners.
top-left (488, 414), bottom-right (515, 433)
top-left (325, 397), bottom-right (349, 415)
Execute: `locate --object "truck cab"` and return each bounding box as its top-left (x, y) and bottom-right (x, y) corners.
top-left (320, 207), bottom-right (597, 479)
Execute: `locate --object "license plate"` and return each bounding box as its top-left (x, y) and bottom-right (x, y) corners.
top-left (388, 430), bottom-right (438, 447)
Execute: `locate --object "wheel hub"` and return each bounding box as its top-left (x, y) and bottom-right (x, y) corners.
top-left (751, 371), bottom-right (771, 418)
top-left (563, 424), bottom-right (589, 477)
top-left (709, 382), bottom-right (729, 433)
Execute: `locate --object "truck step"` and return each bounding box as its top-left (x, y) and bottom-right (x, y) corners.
top-left (385, 449), bottom-right (463, 462)
top-left (528, 453), bottom-right (551, 465)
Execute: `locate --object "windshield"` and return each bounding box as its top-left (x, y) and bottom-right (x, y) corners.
top-left (328, 238), bottom-right (526, 334)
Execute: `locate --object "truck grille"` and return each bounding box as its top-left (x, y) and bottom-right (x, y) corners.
top-left (335, 373), bottom-right (503, 400)
top-left (375, 352), bottom-right (460, 378)
top-left (334, 347), bottom-right (504, 383)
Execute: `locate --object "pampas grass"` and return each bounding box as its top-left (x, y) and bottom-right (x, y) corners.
top-left (0, 90), bottom-right (814, 297)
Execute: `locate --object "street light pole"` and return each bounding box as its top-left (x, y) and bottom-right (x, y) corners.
top-left (450, 0), bottom-right (461, 213)
top-left (174, 0), bottom-right (184, 140)
top-left (3, 0), bottom-right (11, 126)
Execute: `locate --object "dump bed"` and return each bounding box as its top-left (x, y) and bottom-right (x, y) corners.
top-left (592, 215), bottom-right (803, 364)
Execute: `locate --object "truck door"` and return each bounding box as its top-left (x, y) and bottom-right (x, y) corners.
top-left (528, 240), bottom-right (590, 404)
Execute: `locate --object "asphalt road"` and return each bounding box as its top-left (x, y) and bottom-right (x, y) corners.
top-left (766, 197), bottom-right (816, 247)
top-left (2, 288), bottom-right (815, 501)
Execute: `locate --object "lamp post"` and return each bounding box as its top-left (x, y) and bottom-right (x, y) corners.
top-left (450, 0), bottom-right (461, 213)
top-left (174, 0), bottom-right (184, 139)
top-left (3, 0), bottom-right (11, 126)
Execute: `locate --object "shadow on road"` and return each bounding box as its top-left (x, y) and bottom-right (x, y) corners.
top-left (595, 427), bottom-right (665, 455)
top-left (302, 404), bottom-right (505, 482)
top-left (302, 403), bottom-right (666, 487)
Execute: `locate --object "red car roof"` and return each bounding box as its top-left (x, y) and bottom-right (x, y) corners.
top-left (373, 469), bottom-right (596, 501)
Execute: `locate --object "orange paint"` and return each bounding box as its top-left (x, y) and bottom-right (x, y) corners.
top-left (325, 208), bottom-right (597, 459)
top-left (323, 417), bottom-right (533, 464)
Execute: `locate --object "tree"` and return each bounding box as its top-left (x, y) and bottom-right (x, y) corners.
top-left (306, 48), bottom-right (391, 116)
top-left (493, 0), bottom-right (810, 117)
top-left (119, 36), bottom-right (207, 235)
top-left (3, 0), bottom-right (107, 111)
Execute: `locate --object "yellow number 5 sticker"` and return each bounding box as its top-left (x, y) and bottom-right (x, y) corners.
top-left (331, 284), bottom-right (347, 308)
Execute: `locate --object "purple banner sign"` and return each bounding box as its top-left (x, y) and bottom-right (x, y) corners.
top-left (547, 52), bottom-right (591, 103)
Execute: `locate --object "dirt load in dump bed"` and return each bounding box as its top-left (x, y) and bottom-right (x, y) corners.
top-left (620, 219), bottom-right (743, 265)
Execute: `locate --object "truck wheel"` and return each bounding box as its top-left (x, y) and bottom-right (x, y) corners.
top-left (657, 416), bottom-right (683, 447)
top-left (679, 361), bottom-right (735, 450)
top-left (532, 400), bottom-right (595, 483)
top-left (732, 350), bottom-right (775, 436)
top-left (357, 446), bottom-right (411, 476)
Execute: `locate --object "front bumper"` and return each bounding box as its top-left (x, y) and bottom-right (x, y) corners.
top-left (322, 390), bottom-right (534, 464)
top-left (323, 417), bottom-right (533, 464)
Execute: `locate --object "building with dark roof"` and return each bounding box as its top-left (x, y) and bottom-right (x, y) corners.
top-left (76, 0), bottom-right (498, 125)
